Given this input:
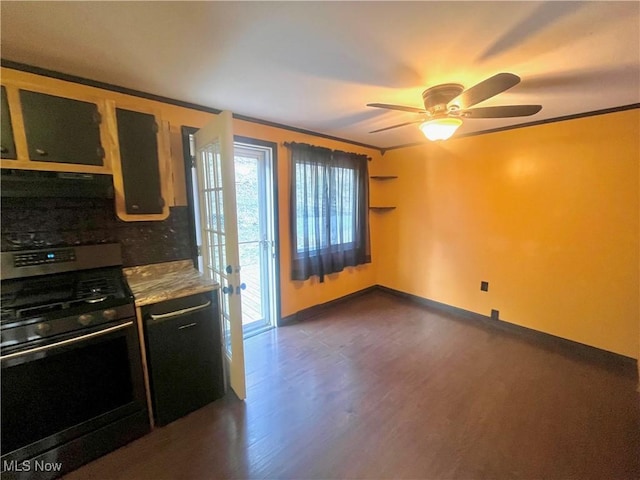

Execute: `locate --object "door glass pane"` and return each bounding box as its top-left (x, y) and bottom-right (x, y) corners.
top-left (222, 313), bottom-right (231, 354)
top-left (203, 148), bottom-right (212, 189)
top-left (207, 230), bottom-right (218, 273)
top-left (219, 277), bottom-right (232, 357)
top-left (215, 148), bottom-right (223, 190)
top-left (210, 191), bottom-right (222, 233)
top-left (217, 189), bottom-right (225, 234)
top-left (202, 192), bottom-right (211, 231)
top-left (218, 233), bottom-right (227, 274)
top-left (208, 146), bottom-right (218, 189)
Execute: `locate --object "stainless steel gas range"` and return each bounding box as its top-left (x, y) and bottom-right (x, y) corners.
top-left (0, 243), bottom-right (150, 480)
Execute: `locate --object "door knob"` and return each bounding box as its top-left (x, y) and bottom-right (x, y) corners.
top-left (222, 285), bottom-right (234, 295)
top-left (235, 283), bottom-right (246, 295)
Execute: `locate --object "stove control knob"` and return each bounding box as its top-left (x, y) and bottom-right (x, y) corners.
top-left (78, 314), bottom-right (94, 326)
top-left (102, 309), bottom-right (117, 321)
top-left (35, 323), bottom-right (51, 336)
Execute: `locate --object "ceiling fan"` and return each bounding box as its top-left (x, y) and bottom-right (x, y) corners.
top-left (367, 73), bottom-right (542, 140)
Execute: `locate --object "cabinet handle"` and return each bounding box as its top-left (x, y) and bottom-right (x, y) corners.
top-left (178, 322), bottom-right (198, 330)
top-left (35, 148), bottom-right (48, 156)
top-left (149, 301), bottom-right (211, 321)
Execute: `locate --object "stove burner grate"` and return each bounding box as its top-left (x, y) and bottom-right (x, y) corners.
top-left (76, 277), bottom-right (118, 301)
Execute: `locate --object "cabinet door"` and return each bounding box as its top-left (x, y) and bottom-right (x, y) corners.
top-left (19, 90), bottom-right (104, 165)
top-left (1, 86), bottom-right (17, 159)
top-left (116, 108), bottom-right (164, 214)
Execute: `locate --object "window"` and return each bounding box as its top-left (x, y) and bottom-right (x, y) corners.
top-left (289, 142), bottom-right (370, 282)
top-left (295, 162), bottom-right (356, 253)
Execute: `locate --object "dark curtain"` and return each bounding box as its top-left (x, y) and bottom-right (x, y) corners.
top-left (289, 142), bottom-right (370, 282)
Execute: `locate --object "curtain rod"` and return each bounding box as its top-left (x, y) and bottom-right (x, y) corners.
top-left (282, 142), bottom-right (372, 161)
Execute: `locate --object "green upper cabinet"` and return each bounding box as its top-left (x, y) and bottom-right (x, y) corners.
top-left (1, 86), bottom-right (17, 159)
top-left (19, 90), bottom-right (105, 166)
top-left (115, 108), bottom-right (164, 215)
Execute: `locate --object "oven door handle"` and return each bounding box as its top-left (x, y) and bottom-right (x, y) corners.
top-left (0, 321), bottom-right (134, 362)
top-left (149, 301), bottom-right (211, 321)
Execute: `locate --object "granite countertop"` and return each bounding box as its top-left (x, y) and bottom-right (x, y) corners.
top-left (124, 260), bottom-right (219, 307)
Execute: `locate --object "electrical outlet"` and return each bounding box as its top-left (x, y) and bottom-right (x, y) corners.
top-left (480, 281), bottom-right (489, 292)
top-left (491, 309), bottom-right (499, 320)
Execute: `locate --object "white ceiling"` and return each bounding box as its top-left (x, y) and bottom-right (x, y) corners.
top-left (1, 1), bottom-right (639, 149)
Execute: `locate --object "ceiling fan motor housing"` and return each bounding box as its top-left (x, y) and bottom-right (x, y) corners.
top-left (368, 73), bottom-right (541, 135)
top-left (422, 83), bottom-right (464, 114)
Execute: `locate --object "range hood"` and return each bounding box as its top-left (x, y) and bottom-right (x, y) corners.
top-left (0, 169), bottom-right (114, 198)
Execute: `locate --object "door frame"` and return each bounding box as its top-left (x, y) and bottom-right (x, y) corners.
top-left (181, 127), bottom-right (282, 327)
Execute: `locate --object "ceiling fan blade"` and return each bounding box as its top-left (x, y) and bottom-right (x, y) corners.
top-left (461, 105), bottom-right (542, 118)
top-left (367, 103), bottom-right (426, 114)
top-left (449, 73), bottom-right (521, 109)
top-left (370, 120), bottom-right (423, 133)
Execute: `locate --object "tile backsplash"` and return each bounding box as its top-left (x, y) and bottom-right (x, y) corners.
top-left (1, 197), bottom-right (193, 267)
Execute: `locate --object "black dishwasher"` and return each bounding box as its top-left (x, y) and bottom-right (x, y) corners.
top-left (143, 291), bottom-right (225, 426)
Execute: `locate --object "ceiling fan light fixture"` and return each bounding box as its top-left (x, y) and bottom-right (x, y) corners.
top-left (419, 117), bottom-right (463, 141)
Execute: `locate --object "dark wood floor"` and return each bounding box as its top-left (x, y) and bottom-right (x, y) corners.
top-left (67, 291), bottom-right (640, 480)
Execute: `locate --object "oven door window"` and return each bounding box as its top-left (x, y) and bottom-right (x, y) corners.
top-left (2, 333), bottom-right (136, 455)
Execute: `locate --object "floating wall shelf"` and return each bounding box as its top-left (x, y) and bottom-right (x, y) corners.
top-left (369, 175), bottom-right (397, 211)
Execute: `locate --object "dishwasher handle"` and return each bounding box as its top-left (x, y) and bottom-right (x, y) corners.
top-left (149, 300), bottom-right (212, 322)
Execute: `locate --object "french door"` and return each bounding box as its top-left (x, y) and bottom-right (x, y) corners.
top-left (194, 111), bottom-right (246, 400)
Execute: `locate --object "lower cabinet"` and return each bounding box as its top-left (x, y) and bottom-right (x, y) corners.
top-left (142, 291), bottom-right (225, 427)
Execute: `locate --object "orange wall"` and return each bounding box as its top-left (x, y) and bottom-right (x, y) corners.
top-left (378, 109), bottom-right (640, 358)
top-left (1, 68), bottom-right (380, 318)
